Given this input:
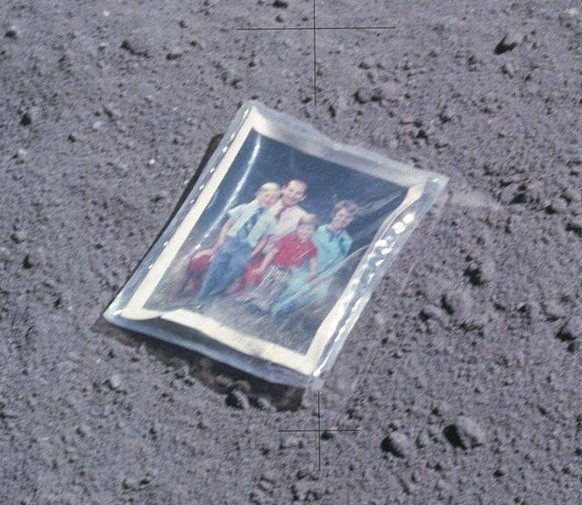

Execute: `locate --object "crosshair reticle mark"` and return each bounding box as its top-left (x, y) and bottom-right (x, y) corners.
top-left (278, 392), bottom-right (358, 472)
top-left (235, 0), bottom-right (396, 107)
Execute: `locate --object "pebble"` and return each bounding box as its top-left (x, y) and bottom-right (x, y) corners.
top-left (273, 0), bottom-right (289, 7)
top-left (439, 107), bottom-right (453, 123)
top-left (5, 25), bottom-right (19, 39)
top-left (464, 257), bottom-right (496, 286)
top-left (107, 373), bottom-right (122, 391)
top-left (546, 198), bottom-right (568, 214)
top-left (226, 389), bottom-right (250, 410)
top-left (358, 58), bottom-right (373, 69)
top-left (379, 82), bottom-right (401, 101)
top-left (420, 305), bottom-right (446, 323)
top-left (566, 217), bottom-right (582, 236)
top-left (166, 48), bottom-right (184, 60)
top-left (103, 104), bottom-right (121, 120)
top-left (355, 87), bottom-right (374, 104)
top-left (120, 36), bottom-right (152, 57)
top-left (557, 316), bottom-right (581, 342)
top-left (14, 148), bottom-right (28, 162)
top-left (542, 299), bottom-right (566, 321)
top-left (495, 31), bottom-right (524, 54)
top-left (381, 432), bottom-right (413, 458)
top-left (501, 62), bottom-right (516, 77)
top-left (280, 436), bottom-right (301, 449)
top-left (441, 289), bottom-right (474, 319)
top-left (11, 230), bottom-right (26, 243)
top-left (450, 415), bottom-right (486, 449)
top-left (562, 187), bottom-right (580, 203)
top-left (292, 482), bottom-right (322, 501)
top-left (20, 107), bottom-right (40, 126)
top-left (22, 254), bottom-right (35, 269)
top-left (416, 430), bottom-right (430, 448)
top-left (174, 365), bottom-right (189, 379)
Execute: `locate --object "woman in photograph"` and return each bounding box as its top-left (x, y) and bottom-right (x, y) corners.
top-left (270, 200), bottom-right (359, 316)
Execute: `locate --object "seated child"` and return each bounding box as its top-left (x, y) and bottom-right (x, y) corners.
top-left (196, 182), bottom-right (280, 300)
top-left (239, 214), bottom-right (318, 312)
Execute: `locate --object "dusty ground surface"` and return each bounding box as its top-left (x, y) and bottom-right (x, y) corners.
top-left (1, 1), bottom-right (581, 504)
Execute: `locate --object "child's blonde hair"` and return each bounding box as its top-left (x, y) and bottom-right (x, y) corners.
top-left (257, 182), bottom-right (281, 194)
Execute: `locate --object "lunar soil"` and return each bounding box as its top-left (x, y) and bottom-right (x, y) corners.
top-left (1, 1), bottom-right (581, 504)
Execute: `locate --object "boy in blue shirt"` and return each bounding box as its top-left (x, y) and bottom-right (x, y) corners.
top-left (196, 182), bottom-right (280, 300)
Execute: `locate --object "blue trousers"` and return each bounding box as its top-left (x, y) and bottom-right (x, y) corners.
top-left (270, 270), bottom-right (330, 316)
top-left (197, 238), bottom-right (253, 300)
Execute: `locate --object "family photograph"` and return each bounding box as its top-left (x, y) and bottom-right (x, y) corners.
top-left (144, 130), bottom-right (409, 353)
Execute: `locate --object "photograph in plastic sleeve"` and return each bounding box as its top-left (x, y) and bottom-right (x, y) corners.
top-left (106, 103), bottom-right (447, 382)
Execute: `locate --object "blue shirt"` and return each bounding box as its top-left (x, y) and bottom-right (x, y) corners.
top-left (313, 224), bottom-right (353, 275)
top-left (226, 200), bottom-right (276, 248)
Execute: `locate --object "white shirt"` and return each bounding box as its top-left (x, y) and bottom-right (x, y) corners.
top-left (266, 200), bottom-right (308, 250)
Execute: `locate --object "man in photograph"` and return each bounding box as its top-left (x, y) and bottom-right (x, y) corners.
top-left (240, 179), bottom-right (309, 288)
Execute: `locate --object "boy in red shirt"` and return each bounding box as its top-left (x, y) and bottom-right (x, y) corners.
top-left (239, 214), bottom-right (318, 312)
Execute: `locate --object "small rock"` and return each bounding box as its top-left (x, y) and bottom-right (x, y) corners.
top-left (546, 198), bottom-right (568, 214)
top-left (442, 290), bottom-right (474, 318)
top-left (75, 424), bottom-right (90, 437)
top-left (464, 257), bottom-right (496, 286)
top-left (103, 104), bottom-right (122, 120)
top-left (273, 0), bottom-right (289, 7)
top-left (494, 465), bottom-right (508, 477)
top-left (562, 187), bottom-right (580, 203)
top-left (166, 48), bottom-right (184, 60)
top-left (122, 477), bottom-right (138, 490)
top-left (5, 25), bottom-right (19, 39)
top-left (68, 132), bottom-right (82, 143)
top-left (495, 31), bottom-right (524, 54)
top-left (174, 365), bottom-right (188, 379)
top-left (358, 58), bottom-right (373, 69)
top-left (543, 299), bottom-right (567, 321)
top-left (420, 305), bottom-right (446, 322)
top-left (557, 316), bottom-right (581, 342)
top-left (22, 254), bottom-right (34, 269)
top-left (501, 62), bottom-right (516, 77)
top-left (20, 107), bottom-right (40, 126)
top-left (416, 431), bottom-right (429, 448)
top-left (280, 436), bottom-right (301, 449)
top-left (378, 82), bottom-right (401, 101)
top-left (439, 107), bottom-right (453, 123)
top-left (447, 415), bottom-right (486, 449)
top-left (261, 470), bottom-right (276, 483)
top-left (10, 231), bottom-right (26, 243)
top-left (566, 217), bottom-right (582, 237)
top-left (14, 148), bottom-right (28, 162)
top-left (120, 36), bottom-right (151, 57)
top-left (381, 432), bottom-right (413, 458)
top-left (355, 87), bottom-right (373, 104)
top-left (92, 120), bottom-right (103, 131)
top-left (107, 374), bottom-right (122, 391)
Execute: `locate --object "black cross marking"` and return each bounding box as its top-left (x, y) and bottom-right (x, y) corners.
top-left (236, 0), bottom-right (396, 107)
top-left (278, 392), bottom-right (358, 472)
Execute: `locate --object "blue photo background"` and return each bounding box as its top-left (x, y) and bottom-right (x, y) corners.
top-left (191, 129), bottom-right (409, 260)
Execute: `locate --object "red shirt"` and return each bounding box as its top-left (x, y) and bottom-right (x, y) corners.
top-left (273, 233), bottom-right (317, 268)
